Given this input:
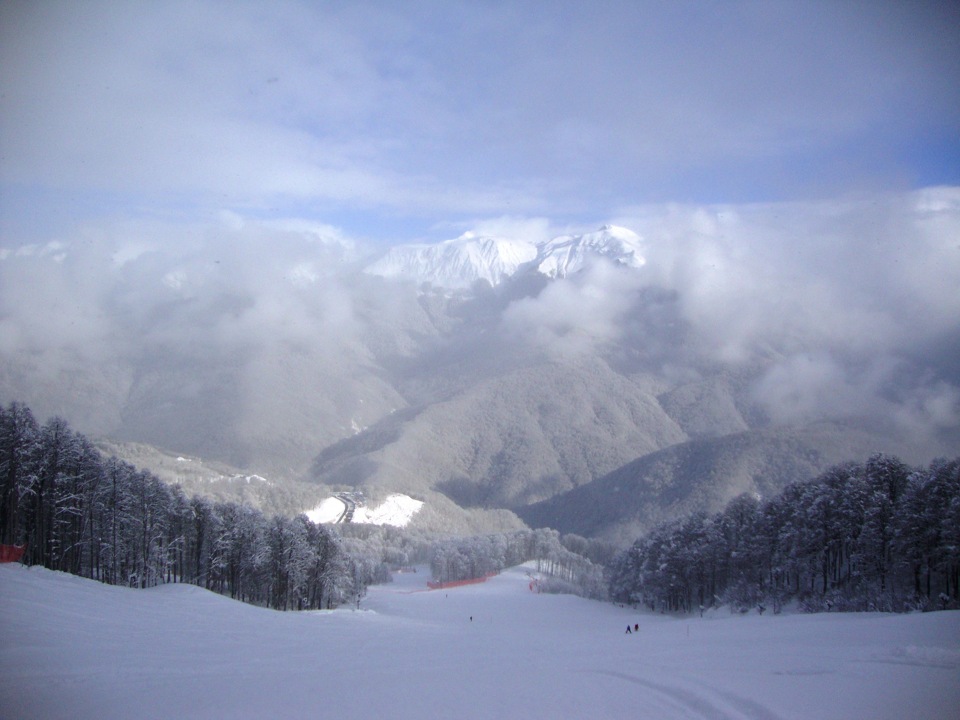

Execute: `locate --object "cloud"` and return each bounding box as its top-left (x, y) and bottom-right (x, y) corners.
top-left (750, 351), bottom-right (960, 440)
top-left (433, 216), bottom-right (557, 245)
top-left (751, 353), bottom-right (893, 425)
top-left (0, 214), bottom-right (361, 368)
top-left (490, 186), bottom-right (960, 442)
top-left (609, 187), bottom-right (960, 432)
top-left (501, 258), bottom-right (645, 358)
top-left (0, 240), bottom-right (115, 359)
top-left (616, 189), bottom-right (960, 350)
top-left (1, 186), bottom-right (958, 468)
top-left (2, 0), bottom-right (957, 242)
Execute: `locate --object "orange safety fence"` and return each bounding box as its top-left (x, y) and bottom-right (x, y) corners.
top-left (427, 571), bottom-right (497, 590)
top-left (0, 545), bottom-right (25, 563)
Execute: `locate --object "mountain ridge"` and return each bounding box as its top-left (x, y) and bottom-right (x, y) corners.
top-left (516, 417), bottom-right (933, 545)
top-left (2, 200), bottom-right (958, 542)
top-left (363, 225), bottom-right (644, 289)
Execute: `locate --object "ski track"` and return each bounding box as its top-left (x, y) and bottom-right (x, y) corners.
top-left (596, 671), bottom-right (785, 720)
top-left (2, 563), bottom-right (960, 720)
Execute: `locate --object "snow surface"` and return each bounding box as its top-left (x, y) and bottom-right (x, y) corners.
top-left (1, 563), bottom-right (959, 720)
top-left (351, 494), bottom-right (423, 526)
top-left (364, 225), bottom-right (646, 288)
top-left (365, 233), bottom-right (537, 289)
top-left (304, 496), bottom-right (348, 524)
top-left (304, 493), bottom-right (423, 527)
top-left (536, 225), bottom-right (645, 278)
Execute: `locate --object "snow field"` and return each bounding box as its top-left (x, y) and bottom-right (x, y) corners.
top-left (304, 493), bottom-right (423, 526)
top-left (1, 563), bottom-right (959, 719)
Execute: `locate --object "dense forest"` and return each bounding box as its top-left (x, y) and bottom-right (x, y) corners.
top-left (0, 401), bottom-right (609, 608)
top-left (0, 401), bottom-right (393, 610)
top-left (429, 529), bottom-right (611, 599)
top-left (5, 400), bottom-right (958, 616)
top-left (609, 454), bottom-right (960, 614)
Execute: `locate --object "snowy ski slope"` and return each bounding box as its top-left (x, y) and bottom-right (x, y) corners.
top-left (1, 563), bottom-right (958, 719)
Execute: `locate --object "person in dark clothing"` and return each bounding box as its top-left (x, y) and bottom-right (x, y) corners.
top-left (626, 625), bottom-right (632, 634)
top-left (634, 624), bottom-right (639, 632)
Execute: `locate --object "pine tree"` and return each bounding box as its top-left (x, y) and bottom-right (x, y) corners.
top-left (0, 402), bottom-right (40, 545)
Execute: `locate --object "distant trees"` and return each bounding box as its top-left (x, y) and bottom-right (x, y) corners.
top-left (429, 527), bottom-right (608, 599)
top-left (609, 454), bottom-right (960, 614)
top-left (5, 403), bottom-right (618, 611)
top-left (0, 402), bottom-right (379, 611)
top-left (15, 402), bottom-right (955, 618)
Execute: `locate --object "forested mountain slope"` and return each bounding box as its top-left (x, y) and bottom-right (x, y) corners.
top-left (2, 198), bottom-right (958, 537)
top-left (518, 420), bottom-right (929, 544)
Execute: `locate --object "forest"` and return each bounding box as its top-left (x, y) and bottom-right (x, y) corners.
top-left (428, 529), bottom-right (610, 599)
top-left (609, 454), bottom-right (960, 614)
top-left (4, 400), bottom-right (959, 617)
top-left (0, 401), bottom-right (609, 609)
top-left (0, 401), bottom-right (396, 610)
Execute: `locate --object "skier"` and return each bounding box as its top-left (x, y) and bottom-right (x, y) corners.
top-left (634, 624), bottom-right (639, 632)
top-left (625, 624), bottom-right (632, 634)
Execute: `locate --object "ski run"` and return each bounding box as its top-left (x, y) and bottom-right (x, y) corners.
top-left (1, 562), bottom-right (958, 719)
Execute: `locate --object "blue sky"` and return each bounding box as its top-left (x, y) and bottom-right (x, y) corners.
top-left (1, 0), bottom-right (958, 245)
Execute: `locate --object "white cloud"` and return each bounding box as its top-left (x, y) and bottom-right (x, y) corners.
top-left (615, 189), bottom-right (960, 360)
top-left (750, 353), bottom-right (886, 425)
top-left (2, 0), bottom-right (957, 240)
top-left (0, 185), bottom-right (957, 463)
top-left (603, 189), bottom-right (960, 432)
top-left (440, 217), bottom-right (557, 246)
top-left (502, 259), bottom-right (642, 357)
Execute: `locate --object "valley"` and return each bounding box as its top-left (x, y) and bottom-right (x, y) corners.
top-left (3, 201), bottom-right (959, 541)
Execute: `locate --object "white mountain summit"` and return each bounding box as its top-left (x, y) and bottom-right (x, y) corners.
top-left (535, 225), bottom-right (645, 278)
top-left (365, 233), bottom-right (538, 289)
top-left (364, 225), bottom-right (645, 289)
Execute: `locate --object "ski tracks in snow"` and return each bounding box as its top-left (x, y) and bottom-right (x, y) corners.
top-left (594, 670), bottom-right (784, 720)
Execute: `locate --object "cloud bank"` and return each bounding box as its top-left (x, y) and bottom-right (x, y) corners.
top-left (1, 189), bottom-right (958, 469)
top-left (499, 188), bottom-right (960, 437)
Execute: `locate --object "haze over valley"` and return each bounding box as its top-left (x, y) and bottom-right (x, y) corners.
top-left (3, 197), bottom-right (959, 539)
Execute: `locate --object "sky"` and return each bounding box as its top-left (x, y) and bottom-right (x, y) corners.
top-left (1, 0), bottom-right (959, 245)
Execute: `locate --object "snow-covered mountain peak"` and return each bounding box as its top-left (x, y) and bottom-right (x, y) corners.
top-left (364, 233), bottom-right (537, 289)
top-left (364, 224), bottom-right (645, 288)
top-left (535, 225), bottom-right (645, 279)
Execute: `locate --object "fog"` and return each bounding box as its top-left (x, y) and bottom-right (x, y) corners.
top-left (493, 190), bottom-right (960, 441)
top-left (1, 190), bottom-right (958, 470)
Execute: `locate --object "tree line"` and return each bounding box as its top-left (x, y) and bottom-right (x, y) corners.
top-left (430, 528), bottom-right (610, 599)
top-left (608, 454), bottom-right (960, 614)
top-left (0, 401), bottom-right (386, 610)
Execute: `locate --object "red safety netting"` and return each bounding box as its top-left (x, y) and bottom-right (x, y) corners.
top-left (0, 545), bottom-right (25, 563)
top-left (427, 572), bottom-right (497, 590)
